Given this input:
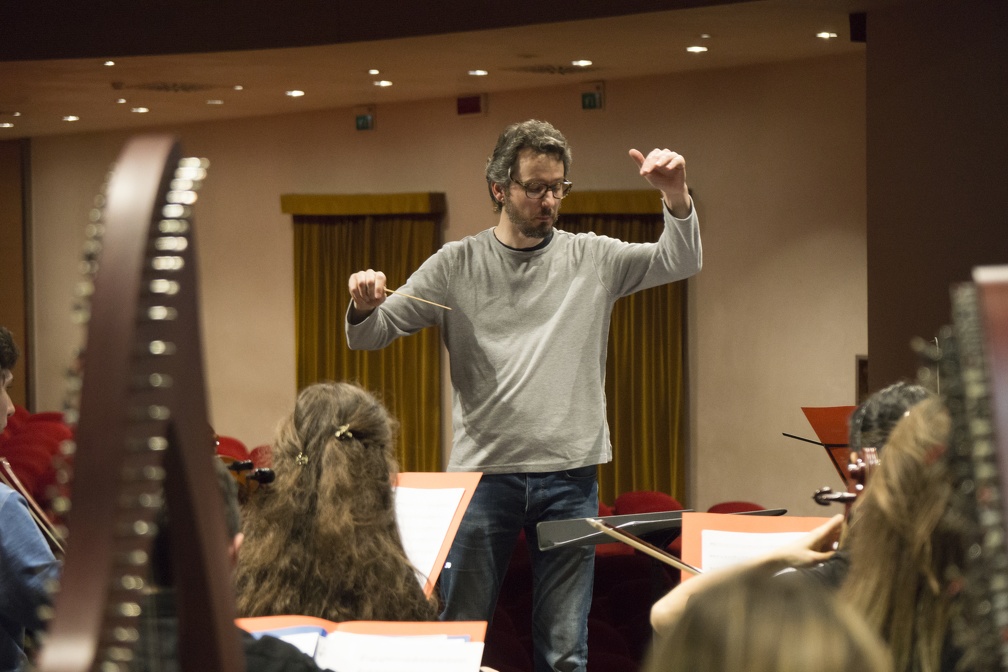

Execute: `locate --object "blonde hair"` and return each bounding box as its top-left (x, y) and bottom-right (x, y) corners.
top-left (644, 568), bottom-right (891, 672)
top-left (841, 397), bottom-right (961, 672)
top-left (234, 381), bottom-right (438, 622)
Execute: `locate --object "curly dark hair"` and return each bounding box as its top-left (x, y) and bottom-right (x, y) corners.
top-left (234, 381), bottom-right (438, 622)
top-left (849, 381), bottom-right (931, 453)
top-left (0, 326), bottom-right (20, 371)
top-left (485, 119), bottom-right (572, 213)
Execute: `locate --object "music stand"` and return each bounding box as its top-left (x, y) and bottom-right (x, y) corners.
top-left (536, 508), bottom-right (787, 552)
top-left (783, 405), bottom-right (856, 484)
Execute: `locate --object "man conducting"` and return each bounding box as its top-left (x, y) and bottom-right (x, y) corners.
top-left (346, 119), bottom-right (702, 672)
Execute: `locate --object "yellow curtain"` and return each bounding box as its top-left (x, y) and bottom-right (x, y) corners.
top-left (288, 194), bottom-right (443, 472)
top-left (558, 191), bottom-right (686, 505)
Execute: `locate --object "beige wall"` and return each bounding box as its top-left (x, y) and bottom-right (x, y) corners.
top-left (29, 53), bottom-right (865, 516)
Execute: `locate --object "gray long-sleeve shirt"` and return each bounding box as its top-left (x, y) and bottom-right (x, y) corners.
top-left (346, 204), bottom-right (701, 473)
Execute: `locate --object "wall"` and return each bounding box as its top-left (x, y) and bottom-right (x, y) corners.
top-left (0, 139), bottom-right (28, 406)
top-left (29, 53), bottom-right (865, 516)
top-left (865, 0), bottom-right (1008, 390)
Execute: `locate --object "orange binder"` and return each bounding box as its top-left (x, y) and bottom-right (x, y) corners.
top-left (782, 406), bottom-right (856, 483)
top-left (679, 511), bottom-right (831, 582)
top-left (395, 471), bottom-right (482, 597)
top-left (236, 614), bottom-right (487, 642)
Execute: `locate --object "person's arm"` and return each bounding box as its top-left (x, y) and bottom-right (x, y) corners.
top-left (1, 488), bottom-right (61, 630)
top-left (345, 248), bottom-right (452, 351)
top-left (649, 514), bottom-right (844, 633)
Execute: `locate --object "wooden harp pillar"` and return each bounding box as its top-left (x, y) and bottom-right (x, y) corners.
top-left (38, 136), bottom-right (244, 672)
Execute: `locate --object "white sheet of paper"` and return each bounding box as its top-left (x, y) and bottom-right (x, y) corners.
top-left (394, 486), bottom-right (465, 587)
top-left (277, 631), bottom-right (323, 657)
top-left (700, 529), bottom-right (808, 572)
top-left (315, 632), bottom-right (484, 672)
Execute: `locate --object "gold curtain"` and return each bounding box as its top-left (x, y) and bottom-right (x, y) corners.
top-left (558, 191), bottom-right (686, 505)
top-left (287, 193), bottom-right (444, 472)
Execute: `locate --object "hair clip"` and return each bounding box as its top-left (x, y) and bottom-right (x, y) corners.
top-left (335, 424), bottom-right (354, 441)
top-left (295, 452), bottom-right (308, 466)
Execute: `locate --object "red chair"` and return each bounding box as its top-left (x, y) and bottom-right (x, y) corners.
top-left (215, 434), bottom-right (249, 461)
top-left (706, 500), bottom-right (765, 514)
top-left (613, 490), bottom-right (683, 515)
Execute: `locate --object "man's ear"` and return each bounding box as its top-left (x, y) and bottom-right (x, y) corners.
top-left (490, 181), bottom-right (506, 204)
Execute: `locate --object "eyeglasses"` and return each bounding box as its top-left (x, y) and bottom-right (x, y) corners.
top-left (508, 168), bottom-right (573, 200)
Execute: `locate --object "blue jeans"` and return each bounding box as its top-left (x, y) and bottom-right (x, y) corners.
top-left (439, 467), bottom-right (598, 672)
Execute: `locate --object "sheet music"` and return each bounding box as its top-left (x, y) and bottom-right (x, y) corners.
top-left (394, 486), bottom-right (465, 587)
top-left (274, 630), bottom-right (324, 657)
top-left (700, 529), bottom-right (808, 572)
top-left (315, 632), bottom-right (484, 672)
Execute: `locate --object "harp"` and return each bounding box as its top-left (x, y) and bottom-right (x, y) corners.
top-left (939, 265), bottom-right (1008, 670)
top-left (37, 136), bottom-right (243, 672)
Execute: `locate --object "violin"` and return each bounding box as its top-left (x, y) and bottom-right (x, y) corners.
top-left (813, 446), bottom-right (879, 510)
top-left (218, 454), bottom-right (274, 505)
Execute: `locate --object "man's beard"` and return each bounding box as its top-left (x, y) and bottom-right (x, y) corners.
top-left (503, 194), bottom-right (557, 240)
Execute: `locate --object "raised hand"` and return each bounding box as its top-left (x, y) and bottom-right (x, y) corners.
top-left (629, 148), bottom-right (691, 218)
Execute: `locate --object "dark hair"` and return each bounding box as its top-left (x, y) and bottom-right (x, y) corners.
top-left (485, 119), bottom-right (572, 213)
top-left (151, 457), bottom-right (241, 586)
top-left (234, 381), bottom-right (438, 622)
top-left (849, 381), bottom-right (931, 452)
top-left (0, 327), bottom-right (20, 371)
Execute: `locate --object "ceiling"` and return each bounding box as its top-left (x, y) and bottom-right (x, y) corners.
top-left (0, 0), bottom-right (883, 140)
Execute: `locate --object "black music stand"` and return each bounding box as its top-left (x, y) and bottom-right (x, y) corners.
top-left (538, 509), bottom-right (690, 552)
top-left (537, 508), bottom-right (787, 604)
top-left (537, 508), bottom-right (787, 552)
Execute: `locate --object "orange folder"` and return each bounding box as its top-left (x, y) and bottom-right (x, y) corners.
top-left (394, 471), bottom-right (482, 597)
top-left (803, 406), bottom-right (856, 483)
top-left (781, 406), bottom-right (856, 484)
top-left (236, 614), bottom-right (487, 642)
top-left (679, 511), bottom-right (832, 582)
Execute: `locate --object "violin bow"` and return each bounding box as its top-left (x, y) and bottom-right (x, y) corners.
top-left (585, 517), bottom-right (702, 575)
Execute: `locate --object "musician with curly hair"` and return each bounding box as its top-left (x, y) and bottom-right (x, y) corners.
top-left (234, 381), bottom-right (438, 622)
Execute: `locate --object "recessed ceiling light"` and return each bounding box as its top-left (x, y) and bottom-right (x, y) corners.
top-left (233, 85), bottom-right (244, 91)
top-left (116, 98), bottom-right (127, 104)
top-left (103, 60), bottom-right (115, 67)
top-left (816, 31), bottom-right (838, 39)
top-left (12, 112), bottom-right (20, 117)
top-left (368, 69), bottom-right (380, 75)
top-left (468, 69), bottom-right (489, 77)
top-left (63, 115), bottom-right (79, 122)
top-left (700, 33), bottom-right (711, 39)
top-left (686, 46), bottom-right (708, 53)
top-left (131, 107), bottom-right (149, 114)
top-left (286, 90), bottom-right (305, 97)
top-left (207, 99), bottom-right (224, 105)
top-left (374, 80), bottom-right (393, 87)
top-left (571, 60), bottom-right (592, 67)
top-left (0, 123), bottom-right (13, 129)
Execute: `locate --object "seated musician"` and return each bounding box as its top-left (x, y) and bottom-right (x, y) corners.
top-left (0, 327), bottom-right (61, 672)
top-left (234, 381), bottom-right (438, 622)
top-left (130, 457), bottom-right (321, 672)
top-left (650, 381), bottom-right (931, 632)
top-left (840, 396), bottom-right (965, 672)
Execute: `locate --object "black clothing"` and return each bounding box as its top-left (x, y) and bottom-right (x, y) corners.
top-left (130, 590), bottom-right (321, 672)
